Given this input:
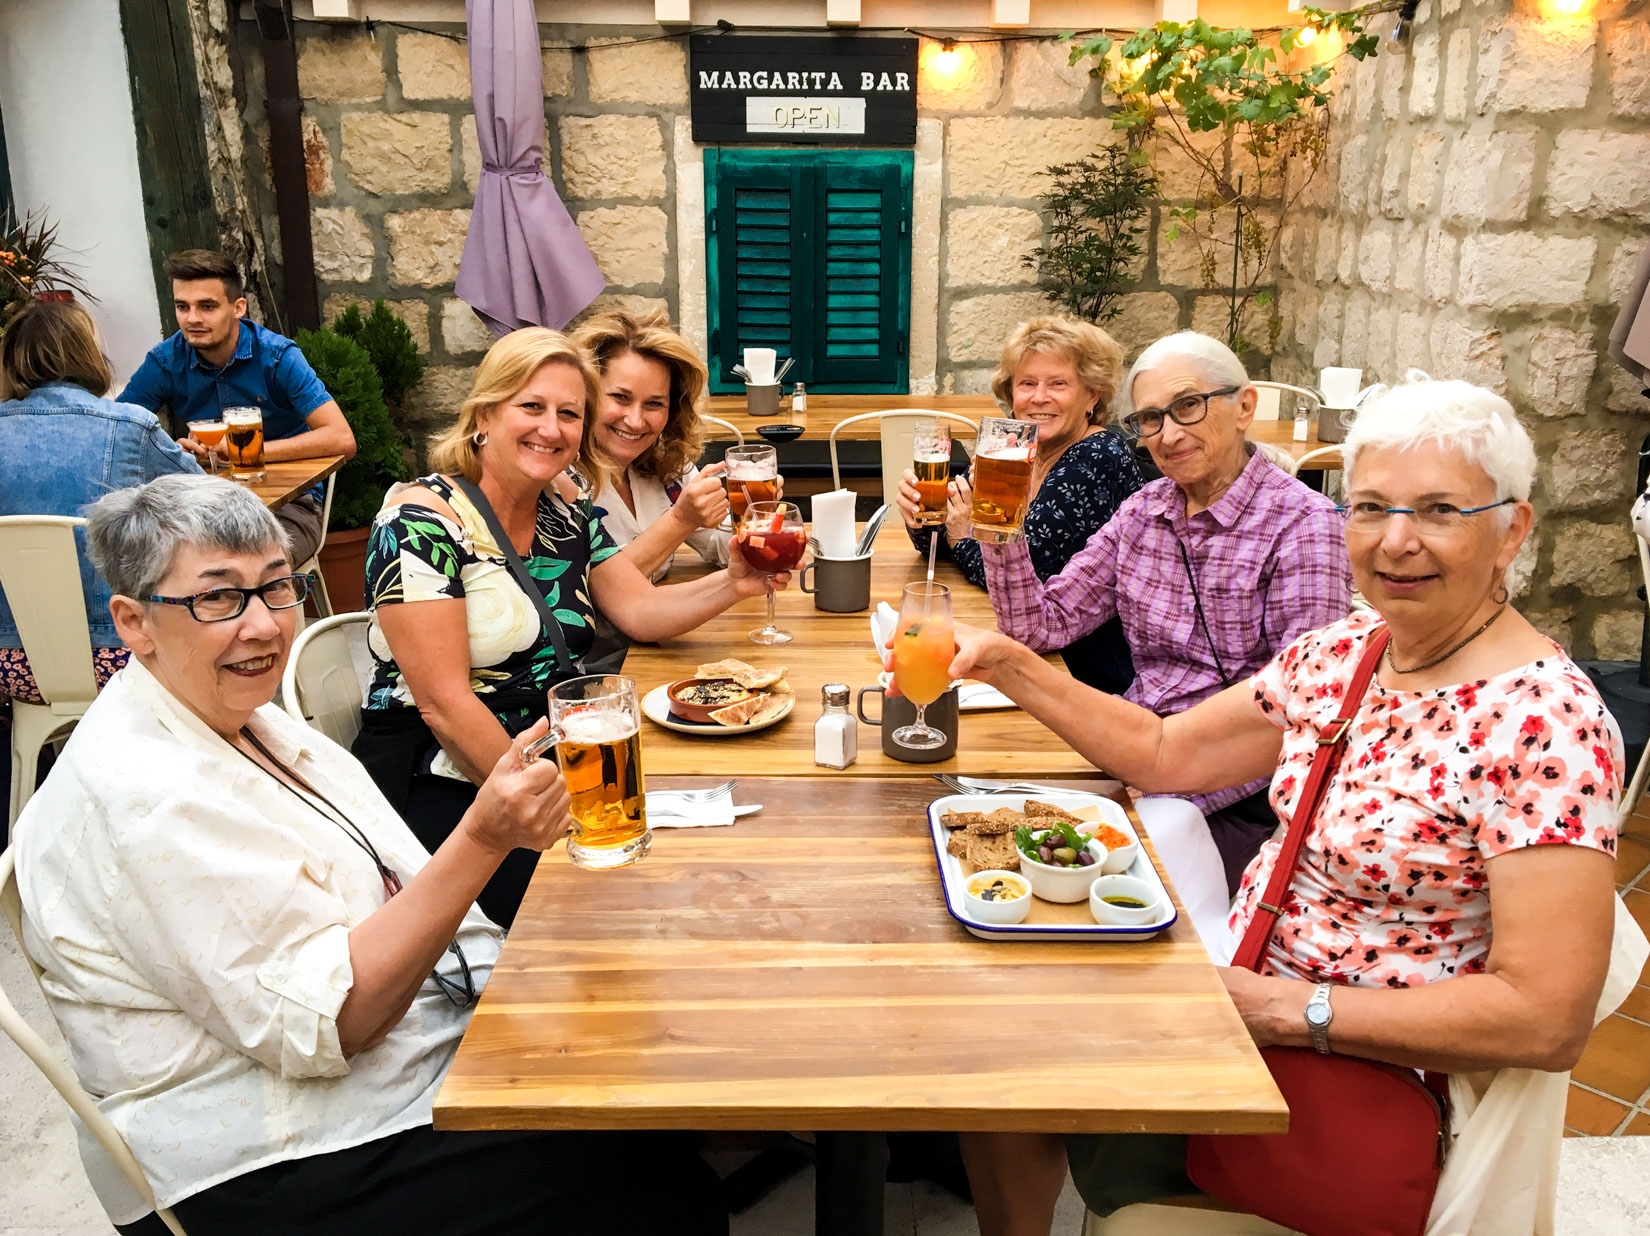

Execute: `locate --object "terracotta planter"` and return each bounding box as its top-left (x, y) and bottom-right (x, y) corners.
top-left (317, 525), bottom-right (370, 614)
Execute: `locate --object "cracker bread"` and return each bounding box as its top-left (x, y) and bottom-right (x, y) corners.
top-left (946, 830), bottom-right (970, 858)
top-left (973, 807), bottom-right (1028, 836)
top-left (965, 831), bottom-right (1020, 872)
top-left (693, 658), bottom-right (787, 690)
top-left (1024, 799), bottom-right (1082, 824)
top-left (708, 696), bottom-right (765, 726)
top-left (939, 810), bottom-right (987, 831)
top-left (749, 693), bottom-right (790, 725)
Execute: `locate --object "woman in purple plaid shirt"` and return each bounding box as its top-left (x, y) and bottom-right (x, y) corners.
top-left (979, 332), bottom-right (1353, 894)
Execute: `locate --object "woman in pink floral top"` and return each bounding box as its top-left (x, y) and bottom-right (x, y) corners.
top-left (947, 376), bottom-right (1644, 1236)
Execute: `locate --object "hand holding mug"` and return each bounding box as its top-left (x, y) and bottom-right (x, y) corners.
top-left (463, 719), bottom-right (572, 856)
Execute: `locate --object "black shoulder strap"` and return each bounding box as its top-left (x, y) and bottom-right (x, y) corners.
top-left (450, 474), bottom-right (580, 676)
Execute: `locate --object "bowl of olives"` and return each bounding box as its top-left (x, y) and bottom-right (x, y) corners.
top-left (1013, 823), bottom-right (1108, 903)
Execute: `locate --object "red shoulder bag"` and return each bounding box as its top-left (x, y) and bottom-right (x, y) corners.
top-left (1185, 626), bottom-right (1449, 1236)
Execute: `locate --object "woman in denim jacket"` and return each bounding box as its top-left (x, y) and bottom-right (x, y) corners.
top-left (0, 300), bottom-right (200, 702)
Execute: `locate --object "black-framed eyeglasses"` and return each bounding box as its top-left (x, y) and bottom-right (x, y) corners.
top-left (141, 573), bottom-right (310, 622)
top-left (1335, 497), bottom-right (1514, 534)
top-left (1122, 385), bottom-right (1241, 439)
top-left (430, 939), bottom-right (475, 1009)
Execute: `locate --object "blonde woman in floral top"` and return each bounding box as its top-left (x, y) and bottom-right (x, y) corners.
top-left (355, 328), bottom-right (788, 926)
top-left (945, 377), bottom-right (1647, 1236)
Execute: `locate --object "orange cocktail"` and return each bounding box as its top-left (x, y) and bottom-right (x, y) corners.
top-left (890, 581), bottom-right (953, 749)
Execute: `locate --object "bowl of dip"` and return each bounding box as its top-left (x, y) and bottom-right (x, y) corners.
top-left (962, 870), bottom-right (1033, 925)
top-left (667, 677), bottom-right (756, 724)
top-left (1089, 875), bottom-right (1166, 926)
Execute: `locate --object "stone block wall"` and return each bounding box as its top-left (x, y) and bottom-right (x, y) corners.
top-left (1271, 2), bottom-right (1650, 658)
top-left (237, 21), bottom-right (1290, 458)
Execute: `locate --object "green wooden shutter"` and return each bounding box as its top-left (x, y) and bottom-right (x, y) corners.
top-left (706, 149), bottom-right (910, 394)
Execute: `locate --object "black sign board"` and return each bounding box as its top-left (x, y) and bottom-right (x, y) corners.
top-left (690, 34), bottom-right (918, 146)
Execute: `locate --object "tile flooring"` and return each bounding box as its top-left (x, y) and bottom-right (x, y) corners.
top-left (1564, 796), bottom-right (1650, 1137)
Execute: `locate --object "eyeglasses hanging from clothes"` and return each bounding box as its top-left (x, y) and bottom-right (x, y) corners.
top-left (1176, 540), bottom-right (1267, 688)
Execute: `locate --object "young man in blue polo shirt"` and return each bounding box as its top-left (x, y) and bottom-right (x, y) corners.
top-left (119, 249), bottom-right (357, 563)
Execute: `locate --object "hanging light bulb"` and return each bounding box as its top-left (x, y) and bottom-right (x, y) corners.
top-left (932, 38), bottom-right (961, 75)
top-left (1296, 23), bottom-right (1318, 46)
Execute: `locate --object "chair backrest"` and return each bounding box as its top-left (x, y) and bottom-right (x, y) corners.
top-left (280, 612), bottom-right (372, 748)
top-left (0, 516), bottom-right (98, 707)
top-left (1249, 381), bottom-right (1322, 423)
top-left (0, 848), bottom-right (186, 1235)
top-left (700, 414), bottom-right (746, 445)
top-left (1288, 445), bottom-right (1344, 477)
top-left (828, 410), bottom-right (981, 508)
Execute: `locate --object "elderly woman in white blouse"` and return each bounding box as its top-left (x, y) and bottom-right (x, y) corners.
top-left (12, 474), bottom-right (726, 1236)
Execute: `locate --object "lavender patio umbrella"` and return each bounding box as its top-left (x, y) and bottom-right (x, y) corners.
top-left (456, 0), bottom-right (605, 336)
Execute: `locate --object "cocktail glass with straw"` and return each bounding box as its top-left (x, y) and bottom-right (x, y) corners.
top-left (890, 581), bottom-right (953, 749)
top-left (736, 500), bottom-right (806, 645)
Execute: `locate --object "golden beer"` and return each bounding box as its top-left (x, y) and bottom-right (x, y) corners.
top-left (728, 476), bottom-right (779, 522)
top-left (913, 457), bottom-right (950, 527)
top-left (971, 452), bottom-right (1034, 542)
top-left (224, 407), bottom-right (265, 482)
top-left (555, 710), bottom-right (650, 869)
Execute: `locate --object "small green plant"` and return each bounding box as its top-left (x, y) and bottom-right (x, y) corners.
top-left (0, 209), bottom-right (94, 327)
top-left (1065, 7), bottom-right (1380, 350)
top-left (296, 326), bottom-right (411, 531)
top-left (333, 300), bottom-right (423, 406)
top-left (1024, 146), bottom-right (1158, 324)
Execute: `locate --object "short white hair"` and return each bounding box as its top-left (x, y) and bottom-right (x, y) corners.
top-left (1116, 331), bottom-right (1251, 421)
top-left (1342, 372), bottom-right (1536, 503)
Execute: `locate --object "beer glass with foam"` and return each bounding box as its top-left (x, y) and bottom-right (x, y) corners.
top-left (725, 444), bottom-right (779, 522)
top-left (969, 417), bottom-right (1038, 543)
top-left (911, 418), bottom-right (951, 528)
top-left (525, 675), bottom-right (651, 870)
top-left (223, 406), bottom-right (266, 483)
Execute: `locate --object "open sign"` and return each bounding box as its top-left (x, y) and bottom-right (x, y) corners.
top-left (745, 97), bottom-right (868, 135)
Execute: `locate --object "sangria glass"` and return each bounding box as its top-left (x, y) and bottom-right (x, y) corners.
top-left (191, 418), bottom-right (226, 474)
top-left (736, 499), bottom-right (806, 645)
top-left (911, 418), bottom-right (952, 528)
top-left (890, 581), bottom-right (953, 750)
top-left (725, 444), bottom-right (779, 523)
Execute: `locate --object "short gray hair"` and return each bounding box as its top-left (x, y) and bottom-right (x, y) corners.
top-left (1342, 372), bottom-right (1536, 504)
top-left (1116, 331), bottom-right (1251, 421)
top-left (86, 474), bottom-right (289, 599)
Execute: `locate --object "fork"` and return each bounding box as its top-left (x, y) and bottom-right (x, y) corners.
top-left (934, 774), bottom-right (1103, 796)
top-left (652, 780), bottom-right (737, 802)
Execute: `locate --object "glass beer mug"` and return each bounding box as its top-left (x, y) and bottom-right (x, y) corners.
top-left (523, 675), bottom-right (650, 870)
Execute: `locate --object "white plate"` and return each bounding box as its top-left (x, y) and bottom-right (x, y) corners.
top-left (929, 793), bottom-right (1177, 942)
top-left (641, 683), bottom-right (796, 737)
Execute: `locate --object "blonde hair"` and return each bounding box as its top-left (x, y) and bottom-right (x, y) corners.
top-left (427, 327), bottom-right (608, 484)
top-left (1, 299), bottom-right (113, 400)
top-left (990, 316), bottom-right (1125, 427)
top-left (570, 309), bottom-right (709, 487)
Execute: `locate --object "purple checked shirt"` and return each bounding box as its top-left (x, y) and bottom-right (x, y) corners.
top-left (982, 447), bottom-right (1352, 813)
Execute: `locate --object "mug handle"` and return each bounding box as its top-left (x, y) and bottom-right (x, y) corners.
top-left (520, 726), bottom-right (564, 764)
top-left (855, 685), bottom-right (883, 725)
top-left (799, 562), bottom-right (817, 595)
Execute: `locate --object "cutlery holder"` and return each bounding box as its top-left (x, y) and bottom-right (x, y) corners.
top-left (745, 383), bottom-right (781, 418)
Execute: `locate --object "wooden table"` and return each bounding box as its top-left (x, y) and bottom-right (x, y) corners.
top-left (706, 393), bottom-right (1342, 469)
top-left (624, 521), bottom-right (1106, 781)
top-left (241, 454), bottom-right (347, 509)
top-left (435, 778), bottom-right (1286, 1233)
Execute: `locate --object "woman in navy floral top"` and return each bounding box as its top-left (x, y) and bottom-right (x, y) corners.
top-left (899, 316), bottom-right (1143, 692)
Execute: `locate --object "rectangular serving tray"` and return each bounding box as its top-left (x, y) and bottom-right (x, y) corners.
top-left (928, 792), bottom-right (1178, 942)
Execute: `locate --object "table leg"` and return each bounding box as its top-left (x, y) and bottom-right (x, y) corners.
top-left (814, 1131), bottom-right (888, 1236)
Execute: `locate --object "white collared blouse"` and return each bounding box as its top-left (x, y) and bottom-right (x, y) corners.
top-left (13, 659), bottom-right (502, 1222)
top-left (593, 464), bottom-right (731, 582)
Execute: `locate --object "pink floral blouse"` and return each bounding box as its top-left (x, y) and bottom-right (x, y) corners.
top-left (1230, 611), bottom-right (1621, 987)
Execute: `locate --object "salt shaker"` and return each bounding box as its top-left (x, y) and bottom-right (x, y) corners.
top-left (814, 683), bottom-right (857, 768)
top-left (791, 382), bottom-right (807, 415)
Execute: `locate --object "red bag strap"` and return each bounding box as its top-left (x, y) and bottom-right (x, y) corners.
top-left (1232, 625), bottom-right (1391, 973)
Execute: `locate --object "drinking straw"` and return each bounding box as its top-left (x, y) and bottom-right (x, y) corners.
top-left (926, 528), bottom-right (939, 585)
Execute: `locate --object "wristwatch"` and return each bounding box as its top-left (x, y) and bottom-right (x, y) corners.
top-left (1304, 982), bottom-right (1334, 1055)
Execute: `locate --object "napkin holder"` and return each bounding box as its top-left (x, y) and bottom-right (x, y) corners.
top-left (745, 383), bottom-right (781, 418)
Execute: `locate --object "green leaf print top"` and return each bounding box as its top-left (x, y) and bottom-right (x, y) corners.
top-left (363, 475), bottom-right (620, 739)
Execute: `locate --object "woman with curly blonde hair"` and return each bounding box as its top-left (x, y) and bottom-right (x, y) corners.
top-left (353, 327), bottom-right (788, 925)
top-left (571, 309), bottom-right (733, 582)
top-left (897, 314), bottom-right (1144, 693)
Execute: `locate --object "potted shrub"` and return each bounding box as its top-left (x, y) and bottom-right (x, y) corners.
top-left (296, 313), bottom-right (415, 611)
top-left (1, 208), bottom-right (93, 327)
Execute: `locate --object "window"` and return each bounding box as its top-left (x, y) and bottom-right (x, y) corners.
top-left (705, 148), bottom-right (912, 394)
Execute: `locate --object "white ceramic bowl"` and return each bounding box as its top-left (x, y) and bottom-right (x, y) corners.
top-left (1016, 832), bottom-right (1107, 903)
top-left (1089, 875), bottom-right (1166, 926)
top-left (1076, 820), bottom-right (1139, 876)
top-left (961, 869), bottom-right (1034, 924)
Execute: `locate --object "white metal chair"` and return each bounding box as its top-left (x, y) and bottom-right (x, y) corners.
top-left (701, 414), bottom-right (746, 445)
top-left (294, 472), bottom-right (338, 619)
top-left (280, 612), bottom-right (372, 749)
top-left (1287, 445), bottom-right (1344, 476)
top-left (0, 847), bottom-right (187, 1234)
top-left (1249, 381), bottom-right (1321, 423)
top-left (827, 410), bottom-right (980, 509)
top-left (1085, 1200), bottom-right (1297, 1234)
top-left (0, 516), bottom-right (100, 827)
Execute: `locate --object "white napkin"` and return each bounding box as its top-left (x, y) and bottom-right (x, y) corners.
top-left (743, 347), bottom-right (777, 385)
top-left (813, 489), bottom-right (859, 558)
top-left (870, 601), bottom-right (897, 652)
top-left (646, 791), bottom-right (737, 828)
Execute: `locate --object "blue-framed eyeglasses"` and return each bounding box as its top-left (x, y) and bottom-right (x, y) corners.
top-left (1335, 498), bottom-right (1514, 533)
top-left (141, 574), bottom-right (310, 623)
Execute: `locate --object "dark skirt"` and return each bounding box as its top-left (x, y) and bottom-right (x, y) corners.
top-left (116, 1125), bottom-right (727, 1236)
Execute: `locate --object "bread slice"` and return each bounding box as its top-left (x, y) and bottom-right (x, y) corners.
top-left (748, 693), bottom-right (791, 725)
top-left (973, 807), bottom-right (1028, 836)
top-left (965, 831), bottom-right (1020, 872)
top-left (708, 695), bottom-right (765, 726)
top-left (1024, 799), bottom-right (1082, 825)
top-left (939, 810), bottom-right (986, 831)
top-left (946, 830), bottom-right (970, 858)
top-left (696, 658), bottom-right (759, 681)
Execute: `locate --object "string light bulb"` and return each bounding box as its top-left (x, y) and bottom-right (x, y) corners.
top-left (933, 38), bottom-right (961, 74)
top-left (1548, 0), bottom-right (1585, 12)
top-left (1296, 23), bottom-right (1318, 46)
